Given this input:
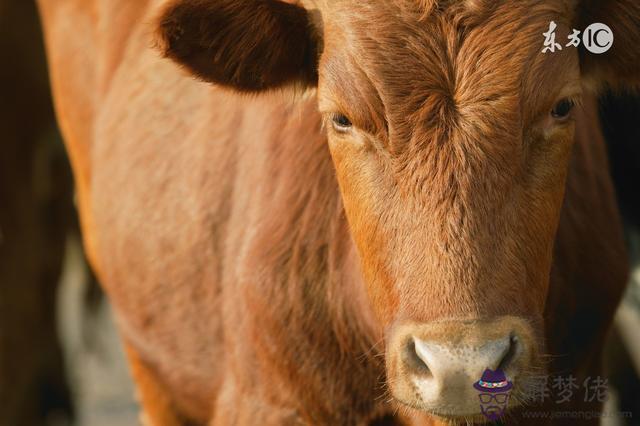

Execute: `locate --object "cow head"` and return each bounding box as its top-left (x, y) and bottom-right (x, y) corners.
top-left (156, 0), bottom-right (639, 421)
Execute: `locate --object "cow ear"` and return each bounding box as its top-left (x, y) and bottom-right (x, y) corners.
top-left (577, 0), bottom-right (640, 90)
top-left (156, 0), bottom-right (320, 92)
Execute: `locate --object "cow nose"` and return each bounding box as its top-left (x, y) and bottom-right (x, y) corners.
top-left (387, 317), bottom-right (536, 418)
top-left (405, 333), bottom-right (520, 377)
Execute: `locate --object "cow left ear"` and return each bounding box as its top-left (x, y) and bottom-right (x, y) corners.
top-left (155, 0), bottom-right (320, 92)
top-left (577, 0), bottom-right (640, 90)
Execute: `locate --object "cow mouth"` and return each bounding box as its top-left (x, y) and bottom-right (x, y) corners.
top-left (385, 372), bottom-right (535, 424)
top-left (420, 407), bottom-right (514, 425)
top-left (389, 382), bottom-right (531, 425)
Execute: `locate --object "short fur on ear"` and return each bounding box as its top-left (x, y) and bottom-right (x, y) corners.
top-left (156, 0), bottom-right (320, 91)
top-left (577, 0), bottom-right (640, 90)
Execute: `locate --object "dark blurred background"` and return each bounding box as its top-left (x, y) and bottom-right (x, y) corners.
top-left (0, 1), bottom-right (639, 425)
top-left (0, 0), bottom-right (74, 423)
top-left (0, 1), bottom-right (137, 425)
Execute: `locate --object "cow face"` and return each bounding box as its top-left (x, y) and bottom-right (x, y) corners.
top-left (315, 1), bottom-right (575, 416)
top-left (157, 0), bottom-right (639, 420)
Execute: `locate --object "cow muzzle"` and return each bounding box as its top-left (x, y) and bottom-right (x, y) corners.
top-left (386, 317), bottom-right (538, 420)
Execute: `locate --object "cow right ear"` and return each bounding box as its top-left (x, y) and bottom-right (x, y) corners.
top-left (156, 0), bottom-right (320, 92)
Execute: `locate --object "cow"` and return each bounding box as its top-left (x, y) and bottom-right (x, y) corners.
top-left (36, 0), bottom-right (639, 424)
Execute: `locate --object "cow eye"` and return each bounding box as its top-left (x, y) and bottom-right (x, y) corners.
top-left (551, 98), bottom-right (575, 120)
top-left (331, 113), bottom-right (353, 133)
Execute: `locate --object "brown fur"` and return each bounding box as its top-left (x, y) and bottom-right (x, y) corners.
top-left (37, 0), bottom-right (638, 424)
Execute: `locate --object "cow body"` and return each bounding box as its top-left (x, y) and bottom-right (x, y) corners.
top-left (37, 0), bottom-right (632, 424)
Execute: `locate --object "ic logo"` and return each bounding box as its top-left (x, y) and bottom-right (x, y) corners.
top-left (582, 23), bottom-right (614, 54)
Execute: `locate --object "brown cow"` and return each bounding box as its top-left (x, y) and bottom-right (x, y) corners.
top-left (37, 0), bottom-right (639, 424)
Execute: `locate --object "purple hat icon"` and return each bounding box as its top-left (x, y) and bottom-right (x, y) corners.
top-left (473, 368), bottom-right (513, 393)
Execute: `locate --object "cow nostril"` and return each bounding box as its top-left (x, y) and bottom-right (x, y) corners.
top-left (497, 334), bottom-right (520, 372)
top-left (403, 338), bottom-right (431, 375)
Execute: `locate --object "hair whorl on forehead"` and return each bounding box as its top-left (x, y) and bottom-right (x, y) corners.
top-left (399, 0), bottom-right (497, 21)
